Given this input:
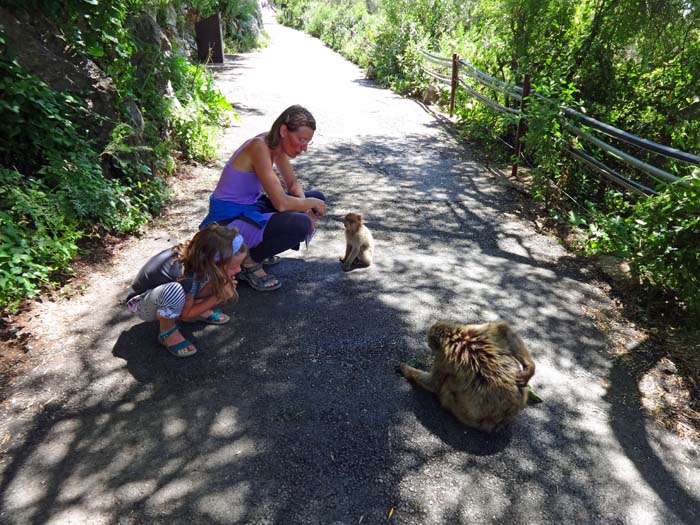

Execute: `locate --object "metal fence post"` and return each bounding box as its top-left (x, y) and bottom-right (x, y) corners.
top-left (450, 53), bottom-right (458, 116)
top-left (511, 73), bottom-right (531, 178)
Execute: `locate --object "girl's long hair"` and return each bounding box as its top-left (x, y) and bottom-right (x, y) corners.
top-left (267, 104), bottom-right (316, 148)
top-left (177, 224), bottom-right (247, 303)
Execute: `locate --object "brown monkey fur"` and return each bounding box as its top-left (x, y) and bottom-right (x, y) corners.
top-left (399, 321), bottom-right (535, 433)
top-left (340, 212), bottom-right (374, 272)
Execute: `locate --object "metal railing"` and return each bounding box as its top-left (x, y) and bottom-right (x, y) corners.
top-left (420, 49), bottom-right (700, 197)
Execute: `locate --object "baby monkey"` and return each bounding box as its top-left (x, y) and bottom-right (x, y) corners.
top-left (399, 321), bottom-right (535, 433)
top-left (340, 212), bottom-right (374, 272)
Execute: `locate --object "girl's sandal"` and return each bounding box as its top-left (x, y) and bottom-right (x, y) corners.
top-left (238, 262), bottom-right (282, 292)
top-left (158, 326), bottom-right (197, 358)
top-left (187, 309), bottom-right (230, 325)
top-left (261, 255), bottom-right (281, 266)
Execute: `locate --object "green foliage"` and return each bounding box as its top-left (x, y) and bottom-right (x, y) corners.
top-left (0, 0), bottom-right (252, 309)
top-left (276, 0), bottom-right (311, 29)
top-left (0, 167), bottom-right (81, 307)
top-left (0, 54), bottom-right (113, 308)
top-left (521, 79), bottom-right (579, 207)
top-left (168, 57), bottom-right (234, 160)
top-left (594, 175), bottom-right (700, 315)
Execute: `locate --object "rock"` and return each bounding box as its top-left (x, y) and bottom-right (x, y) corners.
top-left (240, 16), bottom-right (262, 40)
top-left (421, 83), bottom-right (440, 105)
top-left (0, 7), bottom-right (117, 147)
top-left (129, 12), bottom-right (172, 53)
top-left (594, 255), bottom-right (635, 288)
top-left (125, 99), bottom-right (145, 134)
top-left (128, 13), bottom-right (176, 100)
top-left (164, 3), bottom-right (178, 36)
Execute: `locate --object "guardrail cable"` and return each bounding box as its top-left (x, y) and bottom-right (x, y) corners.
top-left (457, 78), bottom-right (519, 115)
top-left (563, 123), bottom-right (680, 185)
top-left (418, 47), bottom-right (696, 197)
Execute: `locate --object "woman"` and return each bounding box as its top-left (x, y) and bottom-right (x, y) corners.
top-left (199, 105), bottom-right (327, 291)
top-left (126, 224), bottom-right (247, 357)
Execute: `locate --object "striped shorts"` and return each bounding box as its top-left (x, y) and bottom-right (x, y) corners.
top-left (127, 282), bottom-right (186, 322)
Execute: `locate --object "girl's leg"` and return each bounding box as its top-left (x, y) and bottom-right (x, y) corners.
top-left (157, 317), bottom-right (196, 356)
top-left (138, 283), bottom-right (197, 356)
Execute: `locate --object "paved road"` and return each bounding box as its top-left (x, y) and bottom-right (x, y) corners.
top-left (1, 9), bottom-right (699, 525)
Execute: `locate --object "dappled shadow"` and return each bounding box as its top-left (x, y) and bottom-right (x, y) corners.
top-left (606, 345), bottom-right (700, 524)
top-left (2, 97), bottom-right (698, 525)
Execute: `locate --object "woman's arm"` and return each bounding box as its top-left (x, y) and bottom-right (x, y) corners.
top-left (249, 140), bottom-right (326, 214)
top-left (275, 154), bottom-right (304, 198)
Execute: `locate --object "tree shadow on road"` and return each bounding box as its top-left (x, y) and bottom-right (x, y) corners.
top-left (1, 132), bottom-right (698, 524)
top-left (606, 343), bottom-right (700, 525)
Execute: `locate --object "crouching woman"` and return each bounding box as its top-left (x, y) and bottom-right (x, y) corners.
top-left (125, 224), bottom-right (247, 357)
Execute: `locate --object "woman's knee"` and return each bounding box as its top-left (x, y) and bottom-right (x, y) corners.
top-left (305, 189), bottom-right (326, 201)
top-left (289, 212), bottom-right (313, 239)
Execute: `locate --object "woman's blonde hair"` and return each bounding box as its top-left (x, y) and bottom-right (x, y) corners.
top-left (178, 224), bottom-right (247, 303)
top-left (267, 104), bottom-right (316, 148)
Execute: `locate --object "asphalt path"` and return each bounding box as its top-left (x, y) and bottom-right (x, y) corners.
top-left (1, 9), bottom-right (699, 525)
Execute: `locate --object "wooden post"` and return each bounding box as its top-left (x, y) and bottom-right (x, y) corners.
top-left (511, 73), bottom-right (531, 178)
top-left (449, 53), bottom-right (459, 116)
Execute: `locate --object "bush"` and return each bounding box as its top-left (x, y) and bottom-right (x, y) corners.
top-left (0, 1), bottom-right (242, 310)
top-left (607, 175), bottom-right (700, 315)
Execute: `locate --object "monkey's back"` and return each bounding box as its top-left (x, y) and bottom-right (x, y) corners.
top-left (438, 368), bottom-right (528, 432)
top-left (432, 322), bottom-right (530, 432)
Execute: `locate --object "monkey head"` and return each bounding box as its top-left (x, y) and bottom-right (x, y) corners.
top-left (343, 212), bottom-right (363, 234)
top-left (427, 321), bottom-right (473, 352)
top-left (427, 322), bottom-right (450, 352)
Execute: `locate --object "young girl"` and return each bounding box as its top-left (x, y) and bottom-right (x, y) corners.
top-left (126, 224), bottom-right (247, 357)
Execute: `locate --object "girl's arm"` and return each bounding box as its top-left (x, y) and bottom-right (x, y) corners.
top-left (180, 293), bottom-right (219, 321)
top-left (249, 140), bottom-right (326, 214)
top-left (180, 280), bottom-right (237, 321)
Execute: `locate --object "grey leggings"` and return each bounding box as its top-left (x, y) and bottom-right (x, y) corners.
top-left (128, 282), bottom-right (186, 321)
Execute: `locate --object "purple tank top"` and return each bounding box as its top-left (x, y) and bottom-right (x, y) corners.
top-left (212, 137), bottom-right (264, 204)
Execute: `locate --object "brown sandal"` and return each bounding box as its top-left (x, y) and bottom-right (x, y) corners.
top-left (237, 263), bottom-right (282, 291)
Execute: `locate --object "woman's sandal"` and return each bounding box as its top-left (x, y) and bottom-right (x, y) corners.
top-left (158, 325), bottom-right (197, 358)
top-left (261, 255), bottom-right (281, 266)
top-left (185, 309), bottom-right (230, 325)
top-left (237, 262), bottom-right (282, 292)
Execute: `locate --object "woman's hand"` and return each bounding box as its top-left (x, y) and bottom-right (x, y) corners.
top-left (305, 209), bottom-right (318, 230)
top-left (306, 197), bottom-right (327, 216)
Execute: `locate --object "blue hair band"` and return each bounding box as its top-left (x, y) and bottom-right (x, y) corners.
top-left (232, 234), bottom-right (244, 254)
top-left (214, 234), bottom-right (244, 262)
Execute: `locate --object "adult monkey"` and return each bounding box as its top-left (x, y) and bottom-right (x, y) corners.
top-left (399, 321), bottom-right (536, 433)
